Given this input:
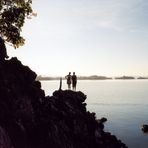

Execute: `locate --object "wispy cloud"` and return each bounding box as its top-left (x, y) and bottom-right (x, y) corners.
top-left (86, 0), bottom-right (148, 32)
top-left (96, 20), bottom-right (123, 32)
top-left (37, 0), bottom-right (148, 33)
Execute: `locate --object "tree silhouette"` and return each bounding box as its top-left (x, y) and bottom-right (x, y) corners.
top-left (0, 0), bottom-right (34, 49)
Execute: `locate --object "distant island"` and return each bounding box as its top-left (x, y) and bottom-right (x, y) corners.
top-left (36, 75), bottom-right (148, 81)
top-left (36, 75), bottom-right (61, 81)
top-left (78, 75), bottom-right (112, 80)
top-left (137, 77), bottom-right (148, 79)
top-left (36, 75), bottom-right (112, 81)
top-left (114, 76), bottom-right (135, 80)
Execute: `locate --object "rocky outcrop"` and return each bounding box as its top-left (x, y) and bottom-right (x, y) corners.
top-left (0, 126), bottom-right (13, 148)
top-left (0, 58), bottom-right (127, 148)
top-left (141, 124), bottom-right (148, 133)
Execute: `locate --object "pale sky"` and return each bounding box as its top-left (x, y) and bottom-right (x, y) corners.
top-left (7, 0), bottom-right (148, 76)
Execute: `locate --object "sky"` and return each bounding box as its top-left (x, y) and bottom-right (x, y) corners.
top-left (7, 0), bottom-right (148, 77)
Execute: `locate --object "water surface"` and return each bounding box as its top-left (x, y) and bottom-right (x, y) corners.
top-left (41, 80), bottom-right (148, 148)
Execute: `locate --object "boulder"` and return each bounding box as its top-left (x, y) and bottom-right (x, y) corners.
top-left (141, 124), bottom-right (148, 133)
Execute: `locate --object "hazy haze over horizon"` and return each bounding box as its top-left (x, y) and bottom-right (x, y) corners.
top-left (7, 0), bottom-right (148, 77)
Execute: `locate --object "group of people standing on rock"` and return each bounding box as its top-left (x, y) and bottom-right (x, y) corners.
top-left (65, 72), bottom-right (77, 91)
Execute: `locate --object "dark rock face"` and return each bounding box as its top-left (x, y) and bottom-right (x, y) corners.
top-left (141, 124), bottom-right (148, 133)
top-left (0, 126), bottom-right (13, 148)
top-left (0, 58), bottom-right (128, 148)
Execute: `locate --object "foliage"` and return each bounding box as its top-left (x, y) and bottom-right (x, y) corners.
top-left (0, 0), bottom-right (34, 48)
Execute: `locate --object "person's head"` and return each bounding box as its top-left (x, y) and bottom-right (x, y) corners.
top-left (73, 72), bottom-right (75, 75)
top-left (69, 72), bottom-right (71, 75)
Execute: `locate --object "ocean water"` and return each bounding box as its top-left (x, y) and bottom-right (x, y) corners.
top-left (41, 80), bottom-right (148, 148)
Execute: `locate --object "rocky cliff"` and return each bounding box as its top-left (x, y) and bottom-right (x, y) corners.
top-left (0, 58), bottom-right (127, 148)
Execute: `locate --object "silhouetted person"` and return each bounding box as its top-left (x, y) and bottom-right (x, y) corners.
top-left (0, 37), bottom-right (9, 61)
top-left (72, 72), bottom-right (77, 91)
top-left (65, 72), bottom-right (72, 90)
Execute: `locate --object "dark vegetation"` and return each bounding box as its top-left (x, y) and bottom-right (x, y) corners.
top-left (0, 0), bottom-right (34, 48)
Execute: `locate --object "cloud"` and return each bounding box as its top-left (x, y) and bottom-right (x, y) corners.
top-left (90, 0), bottom-right (148, 32)
top-left (35, 0), bottom-right (148, 33)
top-left (96, 20), bottom-right (123, 32)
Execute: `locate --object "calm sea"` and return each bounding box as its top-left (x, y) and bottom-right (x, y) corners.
top-left (41, 80), bottom-right (148, 148)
